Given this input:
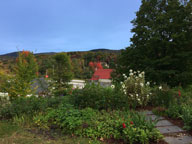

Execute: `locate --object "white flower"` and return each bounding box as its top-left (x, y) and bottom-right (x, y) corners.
top-left (159, 86), bottom-right (162, 90)
top-left (136, 94), bottom-right (139, 97)
top-left (129, 73), bottom-right (133, 76)
top-left (26, 94), bottom-right (32, 97)
top-left (123, 74), bottom-right (126, 77)
top-left (138, 71), bottom-right (140, 73)
top-left (129, 69), bottom-right (133, 73)
top-left (147, 94), bottom-right (149, 97)
top-left (141, 71), bottom-right (145, 75)
top-left (139, 74), bottom-right (142, 78)
top-left (146, 82), bottom-right (150, 86)
top-left (130, 94), bottom-right (133, 97)
top-left (122, 84), bottom-right (125, 88)
top-left (140, 83), bottom-right (144, 87)
top-left (120, 82), bottom-right (123, 84)
top-left (149, 93), bottom-right (152, 95)
top-left (111, 85), bottom-right (115, 89)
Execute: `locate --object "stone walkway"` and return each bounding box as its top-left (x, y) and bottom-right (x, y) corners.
top-left (141, 110), bottom-right (192, 144)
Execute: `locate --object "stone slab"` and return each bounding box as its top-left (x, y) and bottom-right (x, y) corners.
top-left (145, 115), bottom-right (164, 121)
top-left (164, 135), bottom-right (192, 144)
top-left (157, 125), bottom-right (185, 134)
top-left (156, 120), bottom-right (174, 127)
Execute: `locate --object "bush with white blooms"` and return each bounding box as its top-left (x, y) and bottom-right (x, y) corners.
top-left (121, 70), bottom-right (151, 107)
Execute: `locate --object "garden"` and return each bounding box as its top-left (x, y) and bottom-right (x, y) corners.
top-left (1, 56), bottom-right (191, 144)
top-left (0, 0), bottom-right (192, 143)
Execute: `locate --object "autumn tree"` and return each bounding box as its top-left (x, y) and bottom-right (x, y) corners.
top-left (4, 51), bottom-right (38, 99)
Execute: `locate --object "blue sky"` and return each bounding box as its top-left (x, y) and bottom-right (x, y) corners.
top-left (0, 0), bottom-right (141, 54)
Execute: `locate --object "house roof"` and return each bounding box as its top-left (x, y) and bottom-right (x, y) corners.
top-left (91, 69), bottom-right (113, 80)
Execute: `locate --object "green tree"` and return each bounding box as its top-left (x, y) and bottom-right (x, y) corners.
top-left (53, 53), bottom-right (73, 95)
top-left (5, 51), bottom-right (38, 99)
top-left (116, 0), bottom-right (192, 87)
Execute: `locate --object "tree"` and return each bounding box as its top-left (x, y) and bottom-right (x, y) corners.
top-left (5, 51), bottom-right (38, 99)
top-left (116, 0), bottom-right (192, 87)
top-left (53, 53), bottom-right (73, 95)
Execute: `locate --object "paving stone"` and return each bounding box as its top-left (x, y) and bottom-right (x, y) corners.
top-left (164, 135), bottom-right (192, 144)
top-left (155, 120), bottom-right (174, 127)
top-left (139, 110), bottom-right (153, 115)
top-left (157, 125), bottom-right (185, 134)
top-left (146, 114), bottom-right (164, 121)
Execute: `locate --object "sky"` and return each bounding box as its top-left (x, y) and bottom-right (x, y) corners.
top-left (0, 0), bottom-right (141, 54)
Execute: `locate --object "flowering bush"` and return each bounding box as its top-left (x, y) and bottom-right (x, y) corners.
top-left (120, 70), bottom-right (151, 107)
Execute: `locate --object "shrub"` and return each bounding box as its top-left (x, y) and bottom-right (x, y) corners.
top-left (0, 96), bottom-right (66, 119)
top-left (165, 104), bottom-right (182, 119)
top-left (150, 84), bottom-right (175, 108)
top-left (180, 105), bottom-right (192, 130)
top-left (120, 70), bottom-right (151, 108)
top-left (71, 83), bottom-right (129, 110)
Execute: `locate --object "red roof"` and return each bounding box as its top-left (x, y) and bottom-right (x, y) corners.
top-left (91, 69), bottom-right (113, 80)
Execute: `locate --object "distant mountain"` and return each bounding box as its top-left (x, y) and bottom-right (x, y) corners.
top-left (0, 51), bottom-right (20, 58)
top-left (0, 49), bottom-right (121, 58)
top-left (90, 48), bottom-right (121, 53)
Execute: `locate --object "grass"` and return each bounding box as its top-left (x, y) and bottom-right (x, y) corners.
top-left (0, 121), bottom-right (102, 144)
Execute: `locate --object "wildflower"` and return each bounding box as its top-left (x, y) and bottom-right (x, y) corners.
top-left (122, 84), bottom-right (125, 88)
top-left (122, 123), bottom-right (126, 128)
top-left (136, 94), bottom-right (139, 97)
top-left (129, 94), bottom-right (133, 97)
top-left (129, 73), bottom-right (133, 76)
top-left (139, 74), bottom-right (142, 78)
top-left (123, 74), bottom-right (126, 78)
top-left (129, 69), bottom-right (133, 73)
top-left (26, 94), bottom-right (32, 97)
top-left (111, 85), bottom-right (115, 89)
top-left (140, 83), bottom-right (144, 87)
top-left (130, 121), bottom-right (134, 125)
top-left (159, 86), bottom-right (162, 90)
top-left (178, 90), bottom-right (181, 97)
top-left (45, 75), bottom-right (49, 78)
top-left (146, 82), bottom-right (150, 86)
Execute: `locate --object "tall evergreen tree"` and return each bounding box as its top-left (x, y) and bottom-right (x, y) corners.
top-left (116, 0), bottom-right (192, 86)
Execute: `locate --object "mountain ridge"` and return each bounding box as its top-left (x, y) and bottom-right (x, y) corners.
top-left (0, 48), bottom-right (122, 58)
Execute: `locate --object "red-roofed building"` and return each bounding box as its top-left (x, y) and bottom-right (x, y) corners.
top-left (90, 69), bottom-right (113, 87)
